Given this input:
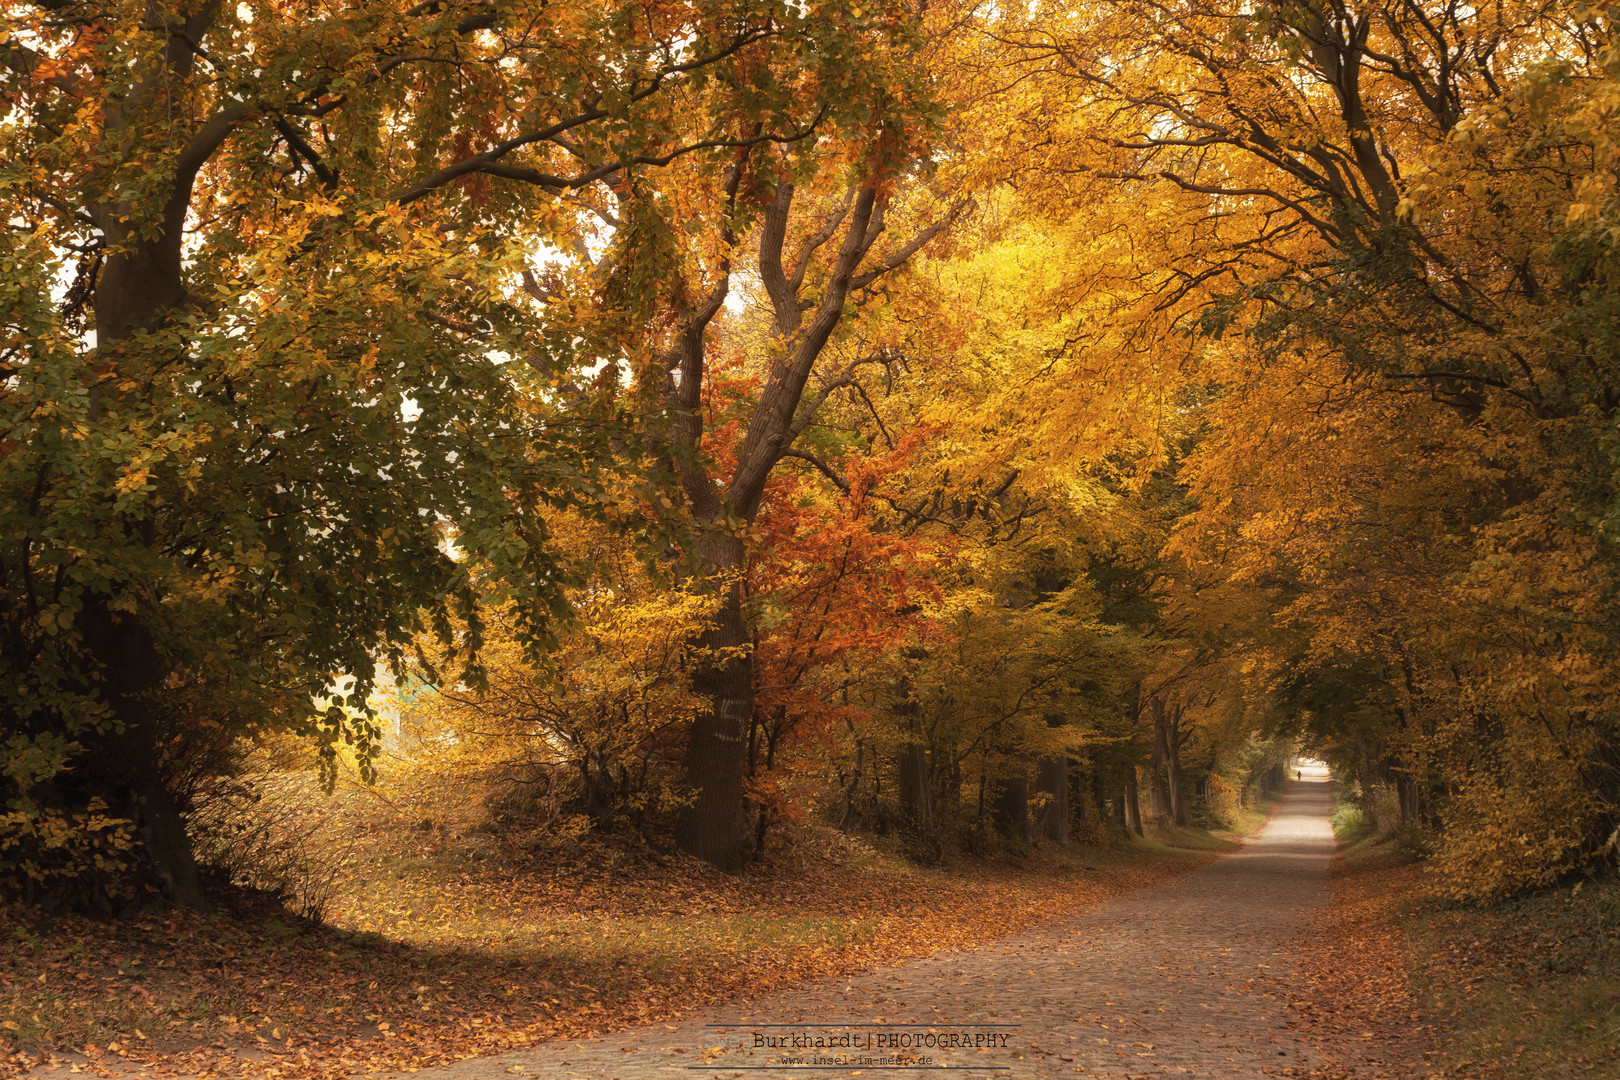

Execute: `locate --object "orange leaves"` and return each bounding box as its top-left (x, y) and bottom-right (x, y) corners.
top-left (0, 797), bottom-right (1210, 1080)
top-left (744, 442), bottom-right (946, 747)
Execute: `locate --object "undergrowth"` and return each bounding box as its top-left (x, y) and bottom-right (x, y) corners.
top-left (1404, 873), bottom-right (1620, 1078)
top-left (1, 771), bottom-right (1225, 1079)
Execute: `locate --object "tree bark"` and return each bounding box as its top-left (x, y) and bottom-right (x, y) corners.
top-left (78, 595), bottom-right (211, 910)
top-left (897, 743), bottom-right (932, 831)
top-left (1035, 756), bottom-right (1069, 846)
top-left (992, 769), bottom-right (1030, 844)
top-left (1073, 759), bottom-right (1105, 839)
top-left (1166, 699), bottom-right (1189, 827)
top-left (837, 736), bottom-right (864, 831)
top-left (674, 535), bottom-right (755, 872)
top-left (1148, 696), bottom-right (1175, 828)
top-left (894, 675), bottom-right (932, 831)
top-left (1124, 768), bottom-right (1144, 836)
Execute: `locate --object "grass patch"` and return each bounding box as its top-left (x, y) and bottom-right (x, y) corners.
top-left (1328, 781), bottom-right (1389, 857)
top-left (1146, 826), bottom-right (1246, 853)
top-left (1331, 800), bottom-right (1367, 840)
top-left (1208, 789), bottom-right (1285, 843)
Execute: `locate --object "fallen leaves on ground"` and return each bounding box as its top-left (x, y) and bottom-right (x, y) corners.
top-left (1283, 853), bottom-right (1436, 1080)
top-left (1397, 871), bottom-right (1620, 1080)
top-left (1, 798), bottom-right (1221, 1080)
top-left (1285, 851), bottom-right (1620, 1080)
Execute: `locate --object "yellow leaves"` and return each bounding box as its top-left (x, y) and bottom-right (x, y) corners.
top-left (1565, 173), bottom-right (1616, 228)
top-left (113, 466), bottom-right (152, 499)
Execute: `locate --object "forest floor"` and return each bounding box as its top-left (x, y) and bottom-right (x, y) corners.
top-left (366, 775), bottom-right (1423, 1080)
top-left (14, 776), bottom-right (1601, 1080)
top-left (1299, 832), bottom-right (1620, 1080)
top-left (0, 775), bottom-right (1230, 1080)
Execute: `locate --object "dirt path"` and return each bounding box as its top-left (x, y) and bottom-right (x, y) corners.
top-left (394, 775), bottom-right (1402, 1080)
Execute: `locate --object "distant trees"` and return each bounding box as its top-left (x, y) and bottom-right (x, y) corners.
top-left (975, 0), bottom-right (1620, 896)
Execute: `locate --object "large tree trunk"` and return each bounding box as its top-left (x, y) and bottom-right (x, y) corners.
top-left (80, 158), bottom-right (214, 907)
top-left (898, 743), bottom-right (932, 830)
top-left (1394, 771), bottom-right (1419, 826)
top-left (1034, 712), bottom-right (1068, 845)
top-left (1073, 759), bottom-right (1105, 839)
top-left (130, 764), bottom-right (208, 909)
top-left (894, 676), bottom-right (932, 831)
top-left (1035, 756), bottom-right (1069, 846)
top-left (79, 599), bottom-right (210, 910)
top-left (63, 15), bottom-right (233, 909)
top-left (1166, 699), bottom-right (1189, 827)
top-left (992, 769), bottom-right (1030, 844)
top-left (675, 540), bottom-right (755, 873)
top-left (1148, 696), bottom-right (1175, 828)
top-left (1124, 768), bottom-right (1144, 836)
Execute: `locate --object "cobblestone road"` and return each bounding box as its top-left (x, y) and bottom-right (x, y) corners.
top-left (399, 772), bottom-right (1397, 1080)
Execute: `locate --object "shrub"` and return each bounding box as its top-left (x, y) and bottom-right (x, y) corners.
top-left (187, 768), bottom-right (351, 921)
top-left (1430, 741), bottom-right (1600, 903)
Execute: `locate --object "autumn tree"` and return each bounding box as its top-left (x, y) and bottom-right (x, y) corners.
top-left (971, 0), bottom-right (1620, 894)
top-left (0, 0), bottom-right (916, 906)
top-left (615, 102), bottom-right (969, 865)
top-left (745, 205), bottom-right (1182, 852)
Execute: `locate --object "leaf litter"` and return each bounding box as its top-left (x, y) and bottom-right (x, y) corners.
top-left (1, 783), bottom-right (1220, 1080)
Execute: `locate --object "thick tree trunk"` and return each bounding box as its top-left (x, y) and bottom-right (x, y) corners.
top-left (1394, 772), bottom-right (1418, 826)
top-left (897, 743), bottom-right (932, 830)
top-left (1073, 760), bottom-right (1105, 839)
top-left (130, 766), bottom-right (207, 909)
top-left (70, 21), bottom-right (224, 908)
top-left (1166, 700), bottom-right (1189, 827)
top-left (1035, 756), bottom-right (1069, 846)
top-left (81, 572), bottom-right (211, 910)
top-left (675, 536), bottom-right (755, 873)
top-left (1148, 697), bottom-right (1175, 828)
top-left (992, 770), bottom-right (1030, 844)
top-left (894, 681), bottom-right (931, 831)
top-left (1124, 768), bottom-right (1144, 836)
top-left (837, 737), bottom-right (864, 831)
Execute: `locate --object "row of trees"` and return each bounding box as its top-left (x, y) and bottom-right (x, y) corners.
top-left (971, 0), bottom-right (1620, 898)
top-left (3, 0), bottom-right (1617, 908)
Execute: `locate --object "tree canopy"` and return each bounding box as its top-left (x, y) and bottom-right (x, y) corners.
top-left (3, 0), bottom-right (1618, 907)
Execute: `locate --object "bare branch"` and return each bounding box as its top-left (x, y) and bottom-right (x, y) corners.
top-left (849, 198), bottom-right (971, 291)
top-left (788, 189), bottom-right (854, 293)
top-left (780, 448), bottom-right (851, 494)
top-left (788, 349), bottom-right (903, 443)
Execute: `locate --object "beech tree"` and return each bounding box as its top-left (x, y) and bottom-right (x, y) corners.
top-left (633, 162), bottom-right (965, 868)
top-left (974, 0), bottom-right (1620, 894)
top-left (0, 0), bottom-right (913, 905)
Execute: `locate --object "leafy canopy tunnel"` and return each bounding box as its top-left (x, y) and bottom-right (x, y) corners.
top-left (1, 0), bottom-right (1618, 907)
